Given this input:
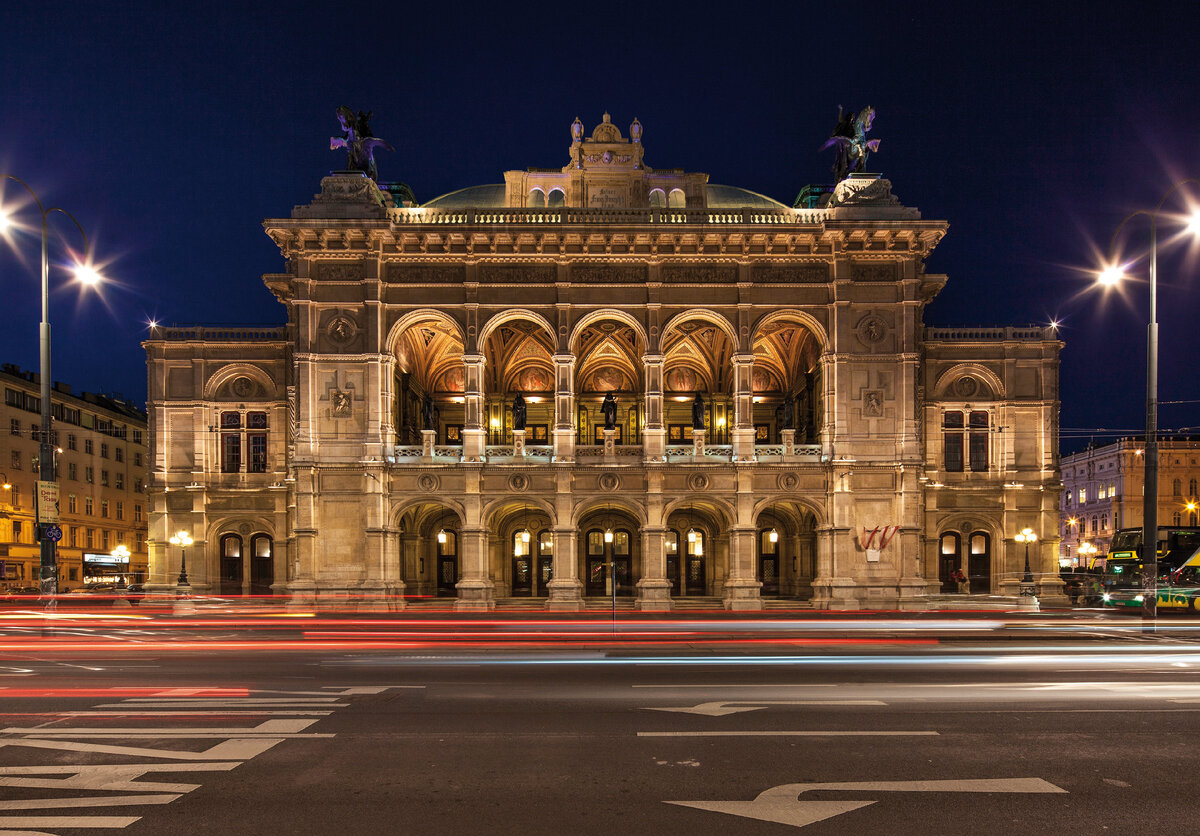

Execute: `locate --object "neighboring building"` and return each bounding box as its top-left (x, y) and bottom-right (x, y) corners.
top-left (0, 364), bottom-right (149, 589)
top-left (1060, 437), bottom-right (1200, 565)
top-left (144, 113), bottom-right (1064, 609)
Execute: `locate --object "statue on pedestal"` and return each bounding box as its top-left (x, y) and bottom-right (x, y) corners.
top-left (691, 393), bottom-right (706, 431)
top-left (330, 106), bottom-right (394, 182)
top-left (820, 105), bottom-right (881, 182)
top-left (601, 392), bottom-right (617, 430)
top-left (782, 396), bottom-right (795, 431)
top-left (512, 393), bottom-right (527, 431)
top-left (421, 394), bottom-right (435, 431)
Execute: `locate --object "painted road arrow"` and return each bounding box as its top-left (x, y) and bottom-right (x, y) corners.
top-left (645, 700), bottom-right (885, 716)
top-left (667, 778), bottom-right (1066, 828)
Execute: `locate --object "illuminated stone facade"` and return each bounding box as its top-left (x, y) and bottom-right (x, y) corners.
top-left (145, 115), bottom-right (1065, 609)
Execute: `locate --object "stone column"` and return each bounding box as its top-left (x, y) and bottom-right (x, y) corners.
top-left (722, 525), bottom-right (762, 610)
top-left (552, 354), bottom-right (575, 462)
top-left (461, 354), bottom-right (485, 462)
top-left (455, 525), bottom-right (495, 610)
top-left (731, 353), bottom-right (756, 461)
top-left (546, 526), bottom-right (583, 610)
top-left (636, 525), bottom-right (672, 610)
top-left (512, 429), bottom-right (526, 458)
top-left (642, 354), bottom-right (665, 461)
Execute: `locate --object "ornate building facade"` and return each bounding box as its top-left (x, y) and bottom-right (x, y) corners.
top-left (145, 114), bottom-right (1065, 609)
top-left (1, 364), bottom-right (149, 590)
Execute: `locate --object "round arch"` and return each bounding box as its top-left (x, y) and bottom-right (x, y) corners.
top-left (203, 364), bottom-right (279, 400)
top-left (568, 308), bottom-right (649, 352)
top-left (482, 495), bottom-right (558, 530)
top-left (751, 495), bottom-right (827, 528)
top-left (389, 497), bottom-right (466, 530)
top-left (750, 309), bottom-right (830, 353)
top-left (932, 363), bottom-right (1006, 400)
top-left (205, 517), bottom-right (277, 543)
top-left (661, 495), bottom-right (736, 530)
top-left (477, 308), bottom-right (558, 349)
top-left (660, 309), bottom-right (739, 350)
top-left (385, 309), bottom-right (467, 355)
top-left (570, 496), bottom-right (649, 528)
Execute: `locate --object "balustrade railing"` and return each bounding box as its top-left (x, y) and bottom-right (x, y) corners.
top-left (390, 206), bottom-right (826, 227)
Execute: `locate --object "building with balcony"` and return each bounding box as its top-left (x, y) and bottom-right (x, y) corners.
top-left (144, 113), bottom-right (1064, 609)
top-left (1, 364), bottom-right (149, 590)
top-left (1060, 437), bottom-right (1200, 565)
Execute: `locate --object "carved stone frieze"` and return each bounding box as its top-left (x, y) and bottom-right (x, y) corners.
top-left (751, 264), bottom-right (828, 283)
top-left (314, 261), bottom-right (363, 282)
top-left (386, 263), bottom-right (466, 284)
top-left (570, 264), bottom-right (646, 284)
top-left (480, 265), bottom-right (556, 284)
top-left (854, 262), bottom-right (896, 282)
top-left (661, 264), bottom-right (737, 284)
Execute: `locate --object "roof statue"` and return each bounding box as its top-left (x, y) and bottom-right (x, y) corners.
top-left (330, 106), bottom-right (394, 182)
top-left (821, 106), bottom-right (881, 183)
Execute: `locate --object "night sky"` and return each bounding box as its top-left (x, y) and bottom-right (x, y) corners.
top-left (3, 2), bottom-right (1197, 453)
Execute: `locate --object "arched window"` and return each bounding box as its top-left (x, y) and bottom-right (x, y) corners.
top-left (668, 188), bottom-right (686, 208)
top-left (1191, 478), bottom-right (1198, 496)
top-left (1174, 478), bottom-right (1183, 496)
top-left (1091, 516), bottom-right (1098, 533)
top-left (1100, 514), bottom-right (1108, 531)
top-left (648, 189), bottom-right (666, 208)
top-left (528, 188), bottom-right (546, 208)
top-left (547, 188), bottom-right (565, 207)
top-left (1173, 511), bottom-right (1183, 526)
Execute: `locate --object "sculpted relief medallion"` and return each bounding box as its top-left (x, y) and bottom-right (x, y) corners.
top-left (687, 473), bottom-right (710, 492)
top-left (955, 376), bottom-right (980, 398)
top-left (327, 314), bottom-right (358, 346)
top-left (598, 473), bottom-right (621, 492)
top-left (231, 376), bottom-right (256, 399)
top-left (855, 314), bottom-right (888, 346)
top-left (507, 474), bottom-right (530, 492)
top-left (416, 474), bottom-right (440, 492)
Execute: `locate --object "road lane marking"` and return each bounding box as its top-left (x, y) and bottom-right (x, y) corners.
top-left (645, 700), bottom-right (886, 716)
top-left (0, 815), bottom-right (140, 828)
top-left (667, 777), bottom-right (1065, 828)
top-left (0, 762), bottom-right (239, 791)
top-left (0, 795), bottom-right (180, 810)
top-left (632, 684), bottom-right (838, 688)
top-left (59, 711), bottom-right (336, 717)
top-left (639, 731), bottom-right (938, 737)
top-left (1, 719), bottom-right (322, 737)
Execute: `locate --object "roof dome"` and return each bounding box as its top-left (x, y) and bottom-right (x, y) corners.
top-left (423, 184), bottom-right (507, 209)
top-left (705, 184), bottom-right (787, 210)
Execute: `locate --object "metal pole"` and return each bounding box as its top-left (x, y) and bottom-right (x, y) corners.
top-left (38, 212), bottom-right (57, 601)
top-left (177, 546), bottom-right (189, 587)
top-left (1143, 221), bottom-right (1158, 622)
top-left (610, 552), bottom-right (617, 636)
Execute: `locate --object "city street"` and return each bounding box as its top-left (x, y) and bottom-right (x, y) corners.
top-left (0, 610), bottom-right (1197, 832)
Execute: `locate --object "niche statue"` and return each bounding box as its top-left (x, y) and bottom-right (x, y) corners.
top-left (691, 393), bottom-right (706, 431)
top-left (512, 393), bottom-right (527, 431)
top-left (781, 396), bottom-right (795, 431)
top-left (601, 392), bottom-right (617, 430)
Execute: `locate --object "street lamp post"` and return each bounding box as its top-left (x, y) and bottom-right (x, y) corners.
top-left (1096, 179), bottom-right (1200, 621)
top-left (1015, 528), bottom-right (1038, 602)
top-left (169, 531), bottom-right (193, 590)
top-left (0, 176), bottom-right (102, 604)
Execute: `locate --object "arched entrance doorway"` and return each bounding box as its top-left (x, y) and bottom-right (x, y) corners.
top-left (967, 530), bottom-right (992, 594)
top-left (580, 509), bottom-right (638, 596)
top-left (755, 503), bottom-right (818, 598)
top-left (665, 506), bottom-right (717, 596)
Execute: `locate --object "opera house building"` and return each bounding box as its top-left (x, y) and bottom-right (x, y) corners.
top-left (144, 113), bottom-right (1064, 610)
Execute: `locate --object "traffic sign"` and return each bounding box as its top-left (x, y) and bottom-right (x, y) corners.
top-left (43, 524), bottom-right (63, 543)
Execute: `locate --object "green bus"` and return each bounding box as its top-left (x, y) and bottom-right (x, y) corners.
top-left (1103, 526), bottom-right (1200, 611)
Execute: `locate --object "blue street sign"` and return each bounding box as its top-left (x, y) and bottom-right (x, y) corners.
top-left (43, 524), bottom-right (63, 542)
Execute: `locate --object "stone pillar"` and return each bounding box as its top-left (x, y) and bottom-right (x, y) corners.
top-left (642, 354), bottom-right (665, 461)
top-left (546, 526), bottom-right (584, 610)
top-left (513, 429), bottom-right (526, 458)
top-left (462, 354), bottom-right (485, 462)
top-left (636, 525), bottom-right (673, 610)
top-left (781, 428), bottom-right (795, 457)
top-left (722, 524), bottom-right (762, 610)
top-left (287, 466), bottom-right (318, 610)
top-left (691, 429), bottom-right (705, 458)
top-left (732, 353), bottom-right (756, 461)
top-left (455, 525), bottom-right (495, 610)
top-left (421, 429), bottom-right (436, 459)
top-left (552, 354), bottom-right (575, 462)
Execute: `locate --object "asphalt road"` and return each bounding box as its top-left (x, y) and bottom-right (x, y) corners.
top-left (0, 615), bottom-right (1198, 834)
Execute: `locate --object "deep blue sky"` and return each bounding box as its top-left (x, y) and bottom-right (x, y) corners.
top-left (2, 1), bottom-right (1198, 452)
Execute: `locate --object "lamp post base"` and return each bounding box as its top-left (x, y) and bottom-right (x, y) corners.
top-left (173, 585), bottom-right (194, 616)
